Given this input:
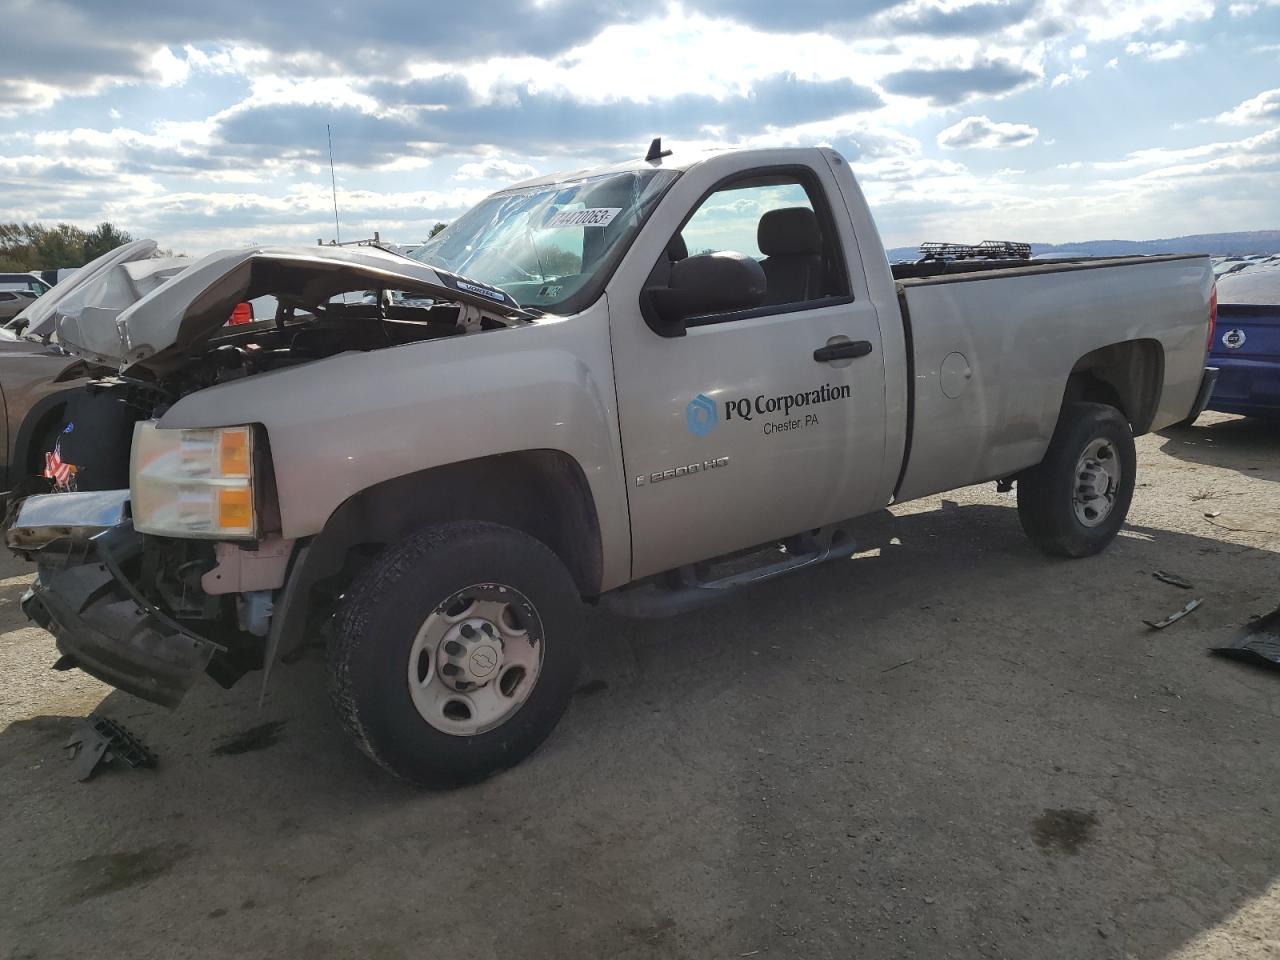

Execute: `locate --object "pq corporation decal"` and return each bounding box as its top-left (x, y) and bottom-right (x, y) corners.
top-left (544, 207), bottom-right (621, 228)
top-left (687, 383), bottom-right (854, 437)
top-left (1221, 328), bottom-right (1247, 350)
top-left (686, 394), bottom-right (718, 437)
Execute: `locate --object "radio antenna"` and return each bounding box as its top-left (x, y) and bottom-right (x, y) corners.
top-left (327, 123), bottom-right (341, 244)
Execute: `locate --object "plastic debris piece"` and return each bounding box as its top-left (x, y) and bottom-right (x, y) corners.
top-left (1153, 570), bottom-right (1193, 590)
top-left (1212, 604), bottom-right (1280, 671)
top-left (1143, 598), bottom-right (1203, 630)
top-left (64, 714), bottom-right (157, 781)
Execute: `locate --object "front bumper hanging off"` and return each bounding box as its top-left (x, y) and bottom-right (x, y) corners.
top-left (10, 491), bottom-right (222, 708)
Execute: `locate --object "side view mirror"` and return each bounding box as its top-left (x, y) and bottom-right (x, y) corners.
top-left (647, 252), bottom-right (767, 337)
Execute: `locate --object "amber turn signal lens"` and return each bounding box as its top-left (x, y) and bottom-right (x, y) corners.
top-left (219, 428), bottom-right (251, 477)
top-left (217, 486), bottom-right (253, 531)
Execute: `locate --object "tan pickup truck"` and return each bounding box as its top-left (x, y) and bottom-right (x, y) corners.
top-left (9, 145), bottom-right (1218, 787)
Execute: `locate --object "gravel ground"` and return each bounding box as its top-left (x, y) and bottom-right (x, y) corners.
top-left (1, 411), bottom-right (1278, 960)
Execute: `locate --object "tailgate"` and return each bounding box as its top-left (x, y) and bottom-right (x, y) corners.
top-left (1211, 304), bottom-right (1280, 362)
top-left (1209, 303), bottom-right (1280, 410)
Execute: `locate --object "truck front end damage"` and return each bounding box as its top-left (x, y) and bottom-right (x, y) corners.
top-left (6, 241), bottom-right (538, 709)
top-left (10, 490), bottom-right (293, 707)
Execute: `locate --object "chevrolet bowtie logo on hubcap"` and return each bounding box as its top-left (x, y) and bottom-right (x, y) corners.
top-left (470, 646), bottom-right (498, 677)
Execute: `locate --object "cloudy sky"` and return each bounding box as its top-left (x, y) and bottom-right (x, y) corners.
top-left (0, 0), bottom-right (1277, 254)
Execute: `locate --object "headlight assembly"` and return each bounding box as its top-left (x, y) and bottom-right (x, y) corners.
top-left (130, 422), bottom-right (260, 539)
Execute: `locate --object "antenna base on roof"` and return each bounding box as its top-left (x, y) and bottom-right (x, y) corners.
top-left (645, 137), bottom-right (673, 163)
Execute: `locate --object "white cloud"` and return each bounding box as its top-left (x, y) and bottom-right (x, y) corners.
top-left (1229, 0), bottom-right (1280, 15)
top-left (1054, 0), bottom-right (1213, 41)
top-left (1070, 44), bottom-right (1088, 59)
top-left (1051, 66), bottom-right (1090, 86)
top-left (1216, 88), bottom-right (1280, 125)
top-left (1105, 57), bottom-right (1119, 68)
top-left (454, 157), bottom-right (538, 180)
top-left (937, 114), bottom-right (1039, 149)
top-left (1125, 40), bottom-right (1194, 61)
top-left (148, 47), bottom-right (192, 86)
top-left (1094, 125), bottom-right (1280, 174)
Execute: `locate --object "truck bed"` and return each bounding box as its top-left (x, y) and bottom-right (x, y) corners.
top-left (890, 253), bottom-right (1212, 503)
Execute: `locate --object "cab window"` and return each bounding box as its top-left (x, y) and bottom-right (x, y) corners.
top-left (648, 170), bottom-right (849, 326)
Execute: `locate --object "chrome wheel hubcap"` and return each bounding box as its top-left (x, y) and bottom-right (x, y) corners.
top-left (1073, 438), bottom-right (1121, 527)
top-left (406, 584), bottom-right (543, 736)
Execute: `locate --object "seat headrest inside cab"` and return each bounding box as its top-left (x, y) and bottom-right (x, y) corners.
top-left (757, 207), bottom-right (822, 257)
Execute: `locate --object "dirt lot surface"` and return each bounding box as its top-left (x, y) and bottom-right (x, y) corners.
top-left (1, 412), bottom-right (1278, 960)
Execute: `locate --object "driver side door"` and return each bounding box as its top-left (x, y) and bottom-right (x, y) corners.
top-left (607, 157), bottom-right (889, 579)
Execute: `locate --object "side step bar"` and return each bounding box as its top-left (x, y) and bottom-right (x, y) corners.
top-left (601, 526), bottom-right (858, 619)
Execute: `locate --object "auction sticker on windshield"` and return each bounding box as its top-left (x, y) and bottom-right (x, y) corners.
top-left (545, 208), bottom-right (621, 228)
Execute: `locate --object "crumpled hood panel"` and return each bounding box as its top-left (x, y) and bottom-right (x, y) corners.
top-left (39, 242), bottom-right (525, 373)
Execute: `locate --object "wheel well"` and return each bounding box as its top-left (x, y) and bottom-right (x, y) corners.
top-left (11, 393), bottom-right (73, 488)
top-left (302, 450), bottom-right (603, 600)
top-left (25, 406), bottom-right (63, 472)
top-left (1064, 340), bottom-right (1164, 435)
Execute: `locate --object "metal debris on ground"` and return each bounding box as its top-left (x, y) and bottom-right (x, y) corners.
top-left (1143, 598), bottom-right (1203, 631)
top-left (1203, 513), bottom-right (1280, 535)
top-left (64, 713), bottom-right (157, 781)
top-left (1153, 570), bottom-right (1193, 590)
top-left (1211, 604), bottom-right (1280, 671)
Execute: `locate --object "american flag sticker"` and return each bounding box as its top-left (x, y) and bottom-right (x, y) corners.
top-left (44, 443), bottom-right (77, 491)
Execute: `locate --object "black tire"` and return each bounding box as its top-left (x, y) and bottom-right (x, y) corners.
top-left (1017, 401), bottom-right (1136, 558)
top-left (329, 521), bottom-right (582, 788)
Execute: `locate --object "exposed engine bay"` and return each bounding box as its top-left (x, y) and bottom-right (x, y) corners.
top-left (24, 241), bottom-right (533, 413)
top-left (129, 295), bottom-right (522, 414)
top-left (30, 243), bottom-right (531, 511)
top-left (21, 240), bottom-right (538, 495)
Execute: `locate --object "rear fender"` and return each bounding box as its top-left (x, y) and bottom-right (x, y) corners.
top-left (1064, 339), bottom-right (1164, 435)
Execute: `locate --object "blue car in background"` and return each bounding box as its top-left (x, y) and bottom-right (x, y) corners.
top-left (1205, 260), bottom-right (1280, 420)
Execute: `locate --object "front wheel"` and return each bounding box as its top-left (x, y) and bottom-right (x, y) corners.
top-left (329, 521), bottom-right (582, 787)
top-left (1017, 401), bottom-right (1136, 558)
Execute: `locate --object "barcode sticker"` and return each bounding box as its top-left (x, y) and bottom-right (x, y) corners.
top-left (544, 207), bottom-right (621, 228)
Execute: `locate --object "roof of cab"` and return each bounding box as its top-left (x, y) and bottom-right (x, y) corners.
top-left (505, 146), bottom-right (833, 192)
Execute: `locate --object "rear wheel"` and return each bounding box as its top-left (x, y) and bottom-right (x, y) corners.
top-left (1017, 401), bottom-right (1136, 558)
top-left (328, 521), bottom-right (582, 787)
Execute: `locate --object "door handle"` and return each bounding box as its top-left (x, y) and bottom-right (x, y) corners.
top-left (813, 340), bottom-right (873, 362)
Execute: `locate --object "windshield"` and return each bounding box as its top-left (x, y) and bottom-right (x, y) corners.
top-left (408, 168), bottom-right (677, 312)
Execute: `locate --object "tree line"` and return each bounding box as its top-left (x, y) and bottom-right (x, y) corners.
top-left (0, 221), bottom-right (134, 273)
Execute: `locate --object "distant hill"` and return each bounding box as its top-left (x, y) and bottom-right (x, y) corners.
top-left (886, 230), bottom-right (1280, 262)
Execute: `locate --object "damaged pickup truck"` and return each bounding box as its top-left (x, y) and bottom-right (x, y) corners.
top-left (9, 145), bottom-right (1219, 787)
